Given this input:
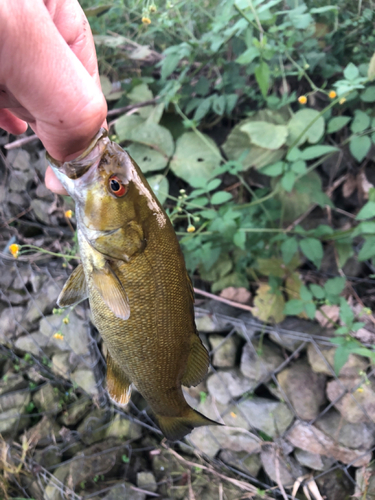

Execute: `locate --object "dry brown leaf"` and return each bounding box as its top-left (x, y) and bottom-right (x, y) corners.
top-left (342, 174), bottom-right (357, 198)
top-left (359, 171), bottom-right (374, 199)
top-left (251, 283), bottom-right (285, 323)
top-left (315, 304), bottom-right (340, 327)
top-left (220, 286), bottom-right (251, 304)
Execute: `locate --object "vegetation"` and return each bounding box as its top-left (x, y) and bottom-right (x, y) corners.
top-left (78, 0), bottom-right (375, 373)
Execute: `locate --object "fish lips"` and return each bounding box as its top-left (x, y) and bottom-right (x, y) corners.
top-left (46, 128), bottom-right (109, 180)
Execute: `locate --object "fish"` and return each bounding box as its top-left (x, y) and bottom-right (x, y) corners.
top-left (46, 128), bottom-right (219, 441)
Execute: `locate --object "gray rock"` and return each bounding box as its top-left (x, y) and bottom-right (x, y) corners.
top-left (8, 149), bottom-right (31, 171)
top-left (237, 397), bottom-right (294, 437)
top-left (15, 331), bottom-right (52, 356)
top-left (0, 408), bottom-right (30, 435)
top-left (240, 339), bottom-right (283, 383)
top-left (0, 389), bottom-right (30, 411)
top-left (209, 334), bottom-right (241, 368)
top-left (277, 361), bottom-right (326, 420)
top-left (24, 415), bottom-right (61, 447)
top-left (326, 377), bottom-right (375, 424)
top-left (315, 409), bottom-right (375, 450)
top-left (286, 421), bottom-right (371, 467)
top-left (316, 469), bottom-right (354, 500)
top-left (219, 449), bottom-right (261, 477)
top-left (355, 465), bottom-right (375, 499)
top-left (294, 448), bottom-right (334, 471)
top-left (33, 383), bottom-right (63, 414)
top-left (33, 447), bottom-right (62, 469)
top-left (104, 414), bottom-right (143, 441)
top-left (207, 369), bottom-right (256, 405)
top-left (103, 483), bottom-right (146, 500)
top-left (31, 199), bottom-right (52, 225)
top-left (0, 372), bottom-right (27, 395)
top-left (70, 368), bottom-right (98, 397)
top-left (261, 445), bottom-right (303, 487)
top-left (59, 398), bottom-right (92, 426)
top-left (51, 352), bottom-right (79, 379)
top-left (24, 281), bottom-right (60, 325)
top-left (137, 471), bottom-right (157, 493)
top-left (270, 317), bottom-right (332, 351)
top-left (39, 312), bottom-right (90, 356)
top-left (307, 344), bottom-right (368, 377)
top-left (76, 408), bottom-right (109, 445)
top-left (0, 306), bottom-right (25, 343)
top-left (195, 314), bottom-right (223, 333)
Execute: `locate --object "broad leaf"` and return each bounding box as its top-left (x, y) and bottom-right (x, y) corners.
top-left (344, 62), bottom-right (359, 81)
top-left (147, 174), bottom-right (169, 205)
top-left (115, 115), bottom-right (145, 142)
top-left (358, 236), bottom-right (375, 261)
top-left (300, 145), bottom-right (338, 160)
top-left (240, 121), bottom-right (288, 150)
top-left (127, 143), bottom-right (168, 173)
top-left (299, 238), bottom-right (323, 269)
top-left (255, 61), bottom-right (270, 98)
top-left (356, 200), bottom-right (375, 220)
top-left (351, 110), bottom-right (371, 133)
top-left (349, 136), bottom-right (371, 162)
top-left (287, 109), bottom-right (325, 146)
top-left (281, 237), bottom-right (298, 264)
top-left (327, 116), bottom-right (351, 134)
top-left (252, 284), bottom-right (285, 323)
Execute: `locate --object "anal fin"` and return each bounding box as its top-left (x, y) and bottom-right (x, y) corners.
top-left (181, 334), bottom-right (209, 387)
top-left (57, 264), bottom-right (88, 307)
top-left (106, 352), bottom-right (132, 406)
top-left (92, 262), bottom-right (130, 320)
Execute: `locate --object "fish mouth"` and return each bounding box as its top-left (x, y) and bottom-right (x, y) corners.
top-left (46, 128), bottom-right (109, 180)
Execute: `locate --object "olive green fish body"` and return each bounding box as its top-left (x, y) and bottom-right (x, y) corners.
top-left (47, 129), bottom-right (218, 440)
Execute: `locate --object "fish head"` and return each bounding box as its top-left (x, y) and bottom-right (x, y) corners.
top-left (47, 128), bottom-right (166, 260)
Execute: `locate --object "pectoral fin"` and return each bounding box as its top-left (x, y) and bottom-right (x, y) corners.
top-left (181, 334), bottom-right (209, 387)
top-left (106, 352), bottom-right (132, 406)
top-left (92, 263), bottom-right (130, 320)
top-left (57, 264), bottom-right (88, 307)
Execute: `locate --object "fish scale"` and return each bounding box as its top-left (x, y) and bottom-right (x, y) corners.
top-left (47, 128), bottom-right (219, 440)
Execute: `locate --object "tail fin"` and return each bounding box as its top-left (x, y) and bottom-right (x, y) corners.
top-left (156, 408), bottom-right (221, 441)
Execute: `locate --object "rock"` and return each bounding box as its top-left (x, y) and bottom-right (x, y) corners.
top-left (104, 414), bottom-right (143, 441)
top-left (33, 383), bottom-right (63, 414)
top-left (24, 281), bottom-right (60, 325)
top-left (269, 317), bottom-right (324, 351)
top-left (102, 483), bottom-right (146, 500)
top-left (260, 445), bottom-right (303, 487)
top-left (76, 408), bottom-right (110, 445)
top-left (15, 331), bottom-right (52, 356)
top-left (277, 361), bottom-right (326, 420)
top-left (0, 372), bottom-right (27, 395)
top-left (31, 199), bottom-right (52, 225)
top-left (0, 390), bottom-right (31, 435)
top-left (237, 397), bottom-right (294, 437)
top-left (207, 369), bottom-right (256, 405)
top-left (307, 344), bottom-right (368, 377)
top-left (0, 306), bottom-right (25, 343)
top-left (219, 449), bottom-right (262, 477)
top-left (208, 334), bottom-right (241, 368)
top-left (0, 389), bottom-right (30, 411)
top-left (195, 314), bottom-right (222, 333)
top-left (188, 426), bottom-right (261, 458)
top-left (326, 377), bottom-right (375, 424)
top-left (137, 471), bottom-right (157, 492)
top-left (59, 398), bottom-right (92, 426)
top-left (315, 409), bottom-right (375, 450)
top-left (8, 149), bottom-right (31, 171)
top-left (355, 465), bottom-right (375, 499)
top-left (51, 352), bottom-right (80, 379)
top-left (70, 368), bottom-right (98, 397)
top-left (43, 439), bottom-right (119, 500)
top-left (33, 447), bottom-right (62, 469)
top-left (294, 448), bottom-right (334, 471)
top-left (39, 312), bottom-right (90, 357)
top-left (316, 469), bottom-right (353, 500)
top-left (240, 339), bottom-right (283, 383)
top-left (286, 421), bottom-right (371, 467)
top-left (24, 416), bottom-right (61, 447)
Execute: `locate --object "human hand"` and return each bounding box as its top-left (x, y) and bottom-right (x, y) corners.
top-left (0, 0), bottom-right (107, 194)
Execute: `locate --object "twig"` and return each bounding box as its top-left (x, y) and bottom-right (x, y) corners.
top-left (4, 135), bottom-right (41, 150)
top-left (193, 287), bottom-right (253, 312)
top-left (0, 207), bottom-right (32, 228)
top-left (274, 448), bottom-right (288, 500)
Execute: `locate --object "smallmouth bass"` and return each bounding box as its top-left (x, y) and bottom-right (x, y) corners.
top-left (47, 128), bottom-right (219, 440)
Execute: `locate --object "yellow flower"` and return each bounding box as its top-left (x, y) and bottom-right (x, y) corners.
top-left (53, 332), bottom-right (64, 340)
top-left (328, 90), bottom-right (337, 99)
top-left (63, 318), bottom-right (69, 324)
top-left (356, 387), bottom-right (364, 393)
top-left (142, 16), bottom-right (151, 24)
top-left (64, 210), bottom-right (73, 218)
top-left (9, 244), bottom-right (20, 259)
top-left (230, 411), bottom-right (237, 418)
top-left (298, 95), bottom-right (307, 104)
top-left (339, 97), bottom-right (346, 105)
top-left (187, 225), bottom-right (196, 233)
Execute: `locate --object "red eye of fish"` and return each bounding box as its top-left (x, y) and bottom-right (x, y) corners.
top-left (109, 176), bottom-right (127, 197)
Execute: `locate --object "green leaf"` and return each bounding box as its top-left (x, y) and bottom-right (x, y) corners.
top-left (310, 284), bottom-right (325, 299)
top-left (351, 110), bottom-right (371, 133)
top-left (334, 240), bottom-right (354, 268)
top-left (299, 238), bottom-right (323, 269)
top-left (211, 272), bottom-right (248, 293)
top-left (240, 122), bottom-right (288, 150)
top-left (212, 95), bottom-right (226, 116)
top-left (324, 277), bottom-right (346, 296)
top-left (334, 345), bottom-right (351, 376)
top-left (127, 143), bottom-right (168, 173)
top-left (233, 230), bottom-right (246, 249)
top-left (352, 221), bottom-right (375, 236)
top-left (339, 297), bottom-right (354, 325)
top-left (127, 84), bottom-right (154, 118)
top-left (207, 179), bottom-right (222, 191)
top-left (281, 171), bottom-right (296, 192)
top-left (300, 145), bottom-right (338, 160)
top-left (236, 46), bottom-right (260, 65)
top-left (300, 285), bottom-right (312, 302)
top-left (349, 135), bottom-right (371, 162)
top-left (358, 236), bottom-right (375, 261)
top-left (356, 200), bottom-right (375, 220)
top-left (287, 109), bottom-right (325, 146)
top-left (84, 4), bottom-right (112, 17)
top-left (259, 161), bottom-right (284, 177)
top-left (194, 77), bottom-right (210, 96)
top-left (170, 132), bottom-right (221, 183)
top-left (147, 174), bottom-right (169, 205)
top-left (211, 191), bottom-right (233, 204)
top-left (255, 61), bottom-right (270, 98)
top-left (226, 94), bottom-right (239, 114)
top-left (115, 115), bottom-right (145, 142)
top-left (199, 209), bottom-right (217, 219)
top-left (284, 299), bottom-right (304, 315)
top-left (291, 160), bottom-right (307, 174)
top-left (344, 62), bottom-right (359, 81)
top-left (194, 97), bottom-right (213, 121)
top-left (327, 116), bottom-right (351, 134)
top-left (281, 237), bottom-right (298, 264)
top-left (161, 53), bottom-right (181, 80)
top-left (360, 86), bottom-right (375, 102)
top-left (304, 301), bottom-right (317, 319)
top-left (368, 52), bottom-right (375, 81)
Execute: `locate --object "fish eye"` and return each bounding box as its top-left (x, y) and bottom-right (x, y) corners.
top-left (109, 175), bottom-right (127, 197)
